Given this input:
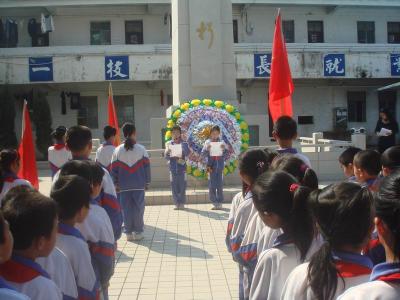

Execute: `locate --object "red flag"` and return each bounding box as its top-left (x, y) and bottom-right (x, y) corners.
top-left (18, 100), bottom-right (39, 189)
top-left (268, 10), bottom-right (294, 122)
top-left (107, 83), bottom-right (121, 146)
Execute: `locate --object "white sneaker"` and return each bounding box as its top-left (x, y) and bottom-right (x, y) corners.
top-left (174, 205), bottom-right (179, 210)
top-left (126, 233), bottom-right (134, 242)
top-left (133, 233), bottom-right (144, 241)
top-left (218, 203), bottom-right (223, 209)
top-left (211, 205), bottom-right (218, 210)
top-left (179, 204), bottom-right (185, 210)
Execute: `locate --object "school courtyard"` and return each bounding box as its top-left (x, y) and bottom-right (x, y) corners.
top-left (39, 173), bottom-right (238, 300)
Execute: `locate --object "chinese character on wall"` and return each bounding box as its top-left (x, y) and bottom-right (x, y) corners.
top-left (105, 56), bottom-right (129, 80)
top-left (324, 54), bottom-right (345, 77)
top-left (196, 21), bottom-right (214, 49)
top-left (391, 54), bottom-right (400, 76)
top-left (29, 57), bottom-right (53, 82)
top-left (254, 54), bottom-right (272, 78)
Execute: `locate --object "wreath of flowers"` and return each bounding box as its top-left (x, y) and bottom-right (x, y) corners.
top-left (165, 99), bottom-right (250, 179)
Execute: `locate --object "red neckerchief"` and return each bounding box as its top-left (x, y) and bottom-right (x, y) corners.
top-left (371, 262), bottom-right (400, 283)
top-left (0, 254), bottom-right (50, 283)
top-left (53, 143), bottom-right (65, 150)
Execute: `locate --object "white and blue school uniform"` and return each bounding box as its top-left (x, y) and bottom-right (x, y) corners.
top-left (363, 230), bottom-right (385, 266)
top-left (250, 232), bottom-right (322, 300)
top-left (37, 247), bottom-right (78, 300)
top-left (229, 192), bottom-right (254, 300)
top-left (95, 141), bottom-right (115, 170)
top-left (54, 157), bottom-right (123, 241)
top-left (164, 139), bottom-right (190, 206)
top-left (75, 196), bottom-right (115, 294)
top-left (0, 172), bottom-right (31, 203)
top-left (338, 262), bottom-right (400, 300)
top-left (257, 226), bottom-right (282, 257)
top-left (0, 254), bottom-right (62, 300)
top-left (110, 143), bottom-right (151, 235)
top-left (48, 143), bottom-right (72, 177)
top-left (0, 277), bottom-right (30, 300)
top-left (57, 223), bottom-right (99, 300)
top-left (202, 139), bottom-right (227, 205)
top-left (277, 148), bottom-right (312, 167)
top-left (226, 192), bottom-right (245, 251)
top-left (281, 250), bottom-right (372, 300)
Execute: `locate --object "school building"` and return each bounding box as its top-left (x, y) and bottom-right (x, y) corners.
top-left (1, 0), bottom-right (400, 151)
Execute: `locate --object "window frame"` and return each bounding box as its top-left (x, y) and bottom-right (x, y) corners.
top-left (114, 95), bottom-right (135, 127)
top-left (357, 21), bottom-right (375, 44)
top-left (282, 20), bottom-right (295, 43)
top-left (233, 19), bottom-right (239, 43)
top-left (90, 21), bottom-right (111, 45)
top-left (388, 22), bottom-right (400, 44)
top-left (125, 20), bottom-right (144, 45)
top-left (307, 20), bottom-right (324, 43)
top-left (347, 91), bottom-right (367, 123)
top-left (77, 96), bottom-right (99, 129)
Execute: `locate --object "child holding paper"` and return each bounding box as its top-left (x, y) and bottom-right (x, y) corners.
top-left (202, 125), bottom-right (227, 210)
top-left (165, 125), bottom-right (190, 210)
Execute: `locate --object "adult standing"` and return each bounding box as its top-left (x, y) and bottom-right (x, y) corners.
top-left (375, 109), bottom-right (399, 153)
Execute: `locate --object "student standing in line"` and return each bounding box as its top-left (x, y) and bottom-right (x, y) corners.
top-left (95, 125), bottom-right (117, 170)
top-left (338, 172), bottom-right (400, 300)
top-left (111, 123), bottom-right (151, 242)
top-left (281, 182), bottom-right (374, 300)
top-left (165, 125), bottom-right (190, 210)
top-left (48, 126), bottom-right (72, 177)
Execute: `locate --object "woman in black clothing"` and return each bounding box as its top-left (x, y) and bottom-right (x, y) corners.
top-left (375, 109), bottom-right (399, 153)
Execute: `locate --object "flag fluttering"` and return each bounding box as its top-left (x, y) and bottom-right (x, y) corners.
top-left (18, 100), bottom-right (39, 189)
top-left (268, 10), bottom-right (295, 122)
top-left (107, 83), bottom-right (121, 146)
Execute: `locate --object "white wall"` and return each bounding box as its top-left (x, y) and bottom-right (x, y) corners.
top-left (233, 5), bottom-right (400, 44)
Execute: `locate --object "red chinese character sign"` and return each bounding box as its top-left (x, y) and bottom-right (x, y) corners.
top-left (165, 99), bottom-right (250, 179)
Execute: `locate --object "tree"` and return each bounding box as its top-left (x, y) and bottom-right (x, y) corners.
top-left (0, 86), bottom-right (18, 150)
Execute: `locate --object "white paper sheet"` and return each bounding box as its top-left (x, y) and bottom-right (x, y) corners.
top-left (169, 144), bottom-right (182, 158)
top-left (378, 128), bottom-right (392, 137)
top-left (210, 142), bottom-right (223, 157)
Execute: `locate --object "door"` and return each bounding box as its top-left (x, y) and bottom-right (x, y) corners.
top-left (378, 90), bottom-right (397, 120)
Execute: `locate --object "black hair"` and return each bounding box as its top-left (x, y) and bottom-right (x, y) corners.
top-left (381, 146), bottom-right (400, 171)
top-left (2, 187), bottom-right (57, 250)
top-left (338, 147), bottom-right (362, 167)
top-left (307, 182), bottom-right (373, 300)
top-left (60, 160), bottom-right (93, 184)
top-left (238, 149), bottom-right (275, 185)
top-left (122, 122), bottom-right (136, 151)
top-left (0, 149), bottom-right (20, 193)
top-left (172, 125), bottom-right (182, 133)
top-left (52, 126), bottom-right (67, 142)
top-left (103, 125), bottom-right (117, 140)
top-left (0, 211), bottom-right (5, 244)
top-left (66, 126), bottom-right (92, 153)
top-left (51, 175), bottom-right (91, 221)
top-left (272, 155), bottom-right (318, 190)
top-left (273, 116), bottom-right (297, 140)
top-left (211, 125), bottom-right (220, 133)
top-left (353, 150), bottom-right (381, 176)
top-left (375, 171), bottom-right (400, 259)
top-left (252, 171), bottom-right (314, 261)
top-left (87, 161), bottom-right (104, 186)
top-left (380, 108), bottom-right (394, 121)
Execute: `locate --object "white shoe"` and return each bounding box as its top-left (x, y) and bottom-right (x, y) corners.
top-left (179, 204), bottom-right (185, 210)
top-left (174, 205), bottom-right (179, 210)
top-left (211, 205), bottom-right (218, 210)
top-left (133, 233), bottom-right (144, 241)
top-left (218, 203), bottom-right (223, 209)
top-left (126, 233), bottom-right (134, 242)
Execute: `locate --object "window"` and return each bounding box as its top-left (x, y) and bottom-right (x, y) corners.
top-left (388, 22), bottom-right (400, 43)
top-left (248, 125), bottom-right (259, 146)
top-left (125, 21), bottom-right (143, 44)
top-left (77, 96), bottom-right (98, 128)
top-left (167, 94), bottom-right (173, 107)
top-left (114, 95), bottom-right (135, 127)
top-left (308, 21), bottom-right (324, 43)
top-left (283, 20), bottom-right (295, 43)
top-left (90, 21), bottom-right (111, 45)
top-left (233, 19), bottom-right (238, 43)
top-left (357, 21), bottom-right (375, 43)
top-left (347, 92), bottom-right (366, 122)
top-left (298, 116), bottom-right (314, 125)
top-left (32, 23), bottom-right (49, 47)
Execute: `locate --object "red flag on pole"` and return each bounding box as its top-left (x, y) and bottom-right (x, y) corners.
top-left (18, 100), bottom-right (39, 189)
top-left (107, 83), bottom-right (121, 146)
top-left (268, 10), bottom-right (294, 122)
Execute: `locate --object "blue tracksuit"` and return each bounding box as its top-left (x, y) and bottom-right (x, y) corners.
top-left (110, 143), bottom-right (151, 234)
top-left (202, 139), bottom-right (227, 204)
top-left (165, 140), bottom-right (190, 205)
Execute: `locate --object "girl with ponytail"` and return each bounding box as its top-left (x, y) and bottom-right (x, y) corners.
top-left (228, 149), bottom-right (275, 300)
top-left (0, 149), bottom-right (31, 203)
top-left (110, 123), bottom-right (151, 242)
top-left (281, 182), bottom-right (374, 300)
top-left (249, 171), bottom-right (318, 300)
top-left (338, 172), bottom-right (400, 300)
